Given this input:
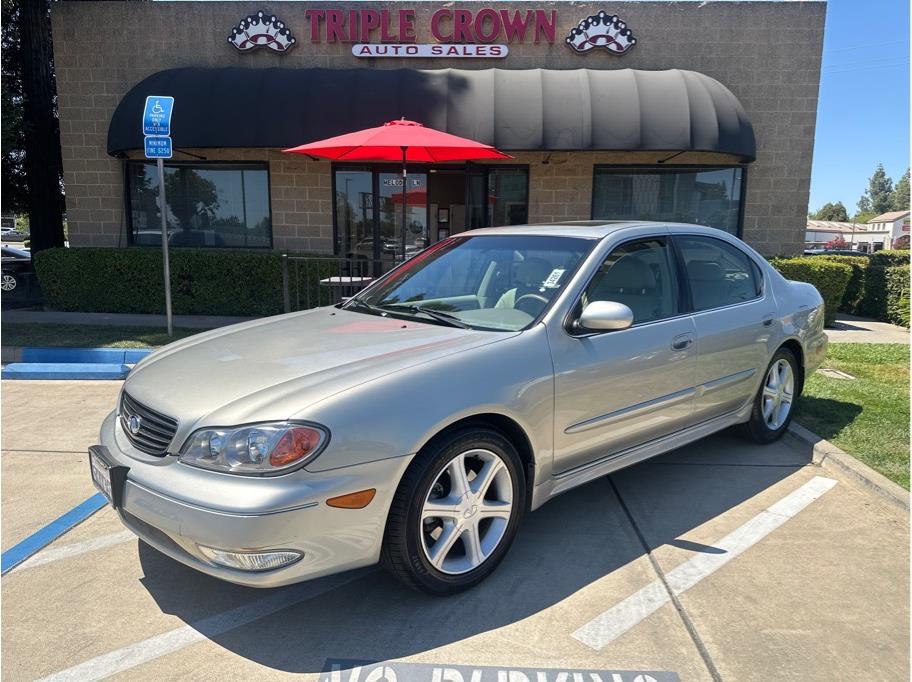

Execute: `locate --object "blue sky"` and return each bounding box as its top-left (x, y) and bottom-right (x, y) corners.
top-left (809, 0), bottom-right (910, 213)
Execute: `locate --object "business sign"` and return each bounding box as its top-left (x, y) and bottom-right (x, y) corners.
top-left (144, 136), bottom-right (172, 159)
top-left (565, 11), bottom-right (637, 54)
top-left (228, 11), bottom-right (297, 52)
top-left (354, 43), bottom-right (507, 58)
top-left (142, 96), bottom-right (174, 136)
top-left (229, 8), bottom-right (638, 59)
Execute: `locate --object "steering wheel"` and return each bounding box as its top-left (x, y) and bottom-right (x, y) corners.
top-left (514, 293), bottom-right (550, 316)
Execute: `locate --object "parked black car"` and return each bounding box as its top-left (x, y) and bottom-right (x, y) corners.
top-left (1, 246), bottom-right (39, 302)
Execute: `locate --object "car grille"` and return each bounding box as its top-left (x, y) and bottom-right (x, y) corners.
top-left (119, 392), bottom-right (178, 456)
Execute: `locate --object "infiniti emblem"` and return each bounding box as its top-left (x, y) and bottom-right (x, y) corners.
top-left (128, 415), bottom-right (142, 434)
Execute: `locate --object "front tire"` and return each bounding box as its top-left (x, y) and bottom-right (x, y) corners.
top-left (381, 427), bottom-right (526, 595)
top-left (741, 347), bottom-right (799, 444)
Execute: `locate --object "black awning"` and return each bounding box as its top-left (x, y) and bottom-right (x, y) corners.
top-left (107, 67), bottom-right (756, 161)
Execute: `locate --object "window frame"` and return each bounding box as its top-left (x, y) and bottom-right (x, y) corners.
top-left (567, 235), bottom-right (686, 336)
top-left (670, 233), bottom-right (766, 314)
top-left (590, 165), bottom-right (748, 238)
top-left (124, 160), bottom-right (273, 249)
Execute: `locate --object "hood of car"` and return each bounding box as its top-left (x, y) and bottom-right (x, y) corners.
top-left (123, 307), bottom-right (513, 428)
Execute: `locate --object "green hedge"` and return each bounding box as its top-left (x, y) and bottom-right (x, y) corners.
top-left (33, 248), bottom-right (340, 317)
top-left (869, 250), bottom-right (910, 268)
top-left (859, 251), bottom-right (910, 319)
top-left (771, 257), bottom-right (852, 327)
top-left (886, 264), bottom-right (910, 328)
top-left (817, 255), bottom-right (869, 313)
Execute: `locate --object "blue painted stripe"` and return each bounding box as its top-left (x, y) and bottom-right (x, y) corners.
top-left (1, 493), bottom-right (109, 574)
top-left (1, 363), bottom-right (130, 380)
top-left (20, 347), bottom-right (153, 364)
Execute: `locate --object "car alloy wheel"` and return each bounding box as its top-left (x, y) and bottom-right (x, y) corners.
top-left (420, 448), bottom-right (514, 575)
top-left (1, 273), bottom-right (17, 292)
top-left (741, 347), bottom-right (800, 444)
top-left (761, 358), bottom-right (794, 430)
top-left (381, 427), bottom-right (525, 594)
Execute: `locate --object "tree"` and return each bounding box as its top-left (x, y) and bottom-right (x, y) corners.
top-left (811, 201), bottom-right (849, 221)
top-left (824, 236), bottom-right (848, 250)
top-left (892, 168), bottom-right (910, 212)
top-left (17, 0), bottom-right (65, 252)
top-left (857, 163), bottom-right (895, 217)
top-left (1, 0), bottom-right (28, 215)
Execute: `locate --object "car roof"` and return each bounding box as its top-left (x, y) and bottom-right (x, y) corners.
top-left (459, 220), bottom-right (728, 239)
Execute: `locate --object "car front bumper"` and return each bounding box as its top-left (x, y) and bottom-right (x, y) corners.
top-left (94, 410), bottom-right (412, 588)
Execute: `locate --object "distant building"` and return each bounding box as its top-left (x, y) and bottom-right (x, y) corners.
top-left (867, 210), bottom-right (911, 249)
top-left (805, 220), bottom-right (891, 252)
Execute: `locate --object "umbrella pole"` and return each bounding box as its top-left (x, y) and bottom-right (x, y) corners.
top-left (401, 145), bottom-right (407, 263)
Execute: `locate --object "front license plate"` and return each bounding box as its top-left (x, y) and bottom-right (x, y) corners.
top-left (90, 450), bottom-right (114, 504)
top-left (89, 446), bottom-right (128, 509)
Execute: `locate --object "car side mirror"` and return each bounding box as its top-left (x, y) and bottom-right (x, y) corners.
top-left (577, 300), bottom-right (634, 332)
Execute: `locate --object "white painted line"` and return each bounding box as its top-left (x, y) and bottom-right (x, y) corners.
top-left (573, 475), bottom-right (838, 650)
top-left (39, 568), bottom-right (372, 682)
top-left (11, 530), bottom-right (135, 574)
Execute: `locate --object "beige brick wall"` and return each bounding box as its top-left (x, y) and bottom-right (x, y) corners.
top-left (52, 1), bottom-right (825, 255)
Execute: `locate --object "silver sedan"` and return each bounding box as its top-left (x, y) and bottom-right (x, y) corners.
top-left (89, 222), bottom-right (827, 594)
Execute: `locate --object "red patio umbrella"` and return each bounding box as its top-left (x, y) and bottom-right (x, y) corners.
top-left (284, 119), bottom-right (512, 258)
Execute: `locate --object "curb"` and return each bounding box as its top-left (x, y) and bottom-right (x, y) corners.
top-left (787, 422), bottom-right (909, 511)
top-left (1, 363), bottom-right (131, 380)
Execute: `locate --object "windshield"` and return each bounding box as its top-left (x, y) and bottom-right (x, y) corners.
top-left (347, 235), bottom-right (594, 331)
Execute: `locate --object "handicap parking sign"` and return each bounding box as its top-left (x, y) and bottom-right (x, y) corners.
top-left (142, 96), bottom-right (174, 136)
top-left (144, 136), bottom-right (172, 159)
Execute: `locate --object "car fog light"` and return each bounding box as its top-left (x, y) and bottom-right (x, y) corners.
top-left (197, 545), bottom-right (303, 572)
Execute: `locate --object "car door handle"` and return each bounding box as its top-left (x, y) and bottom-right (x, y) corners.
top-left (762, 313), bottom-right (775, 327)
top-left (671, 333), bottom-right (694, 351)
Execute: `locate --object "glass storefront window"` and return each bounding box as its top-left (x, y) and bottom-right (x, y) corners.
top-left (127, 162), bottom-right (271, 248)
top-left (592, 167), bottom-right (744, 235)
top-left (488, 168), bottom-right (529, 226)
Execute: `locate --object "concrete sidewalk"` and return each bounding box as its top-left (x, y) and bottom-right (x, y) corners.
top-left (827, 313), bottom-right (909, 344)
top-left (1, 309), bottom-right (255, 330)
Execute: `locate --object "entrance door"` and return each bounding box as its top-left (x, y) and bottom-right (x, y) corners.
top-left (335, 168), bottom-right (428, 275)
top-left (378, 171), bottom-right (428, 266)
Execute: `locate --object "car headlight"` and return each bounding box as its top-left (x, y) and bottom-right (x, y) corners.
top-left (178, 422), bottom-right (328, 475)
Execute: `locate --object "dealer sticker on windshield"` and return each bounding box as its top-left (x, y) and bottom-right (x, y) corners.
top-left (542, 268), bottom-right (566, 288)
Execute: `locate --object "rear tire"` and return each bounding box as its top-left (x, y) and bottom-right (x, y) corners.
top-left (381, 427), bottom-right (526, 595)
top-left (741, 347), bottom-right (800, 444)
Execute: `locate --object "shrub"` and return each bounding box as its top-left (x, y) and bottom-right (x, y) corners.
top-left (886, 264), bottom-right (910, 328)
top-left (817, 255), bottom-right (869, 313)
top-left (771, 257), bottom-right (852, 327)
top-left (859, 251), bottom-right (909, 320)
top-left (869, 249), bottom-right (910, 268)
top-left (33, 247), bottom-right (339, 317)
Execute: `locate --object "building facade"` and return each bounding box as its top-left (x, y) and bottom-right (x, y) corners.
top-left (804, 220), bottom-right (893, 253)
top-left (52, 1), bottom-right (825, 259)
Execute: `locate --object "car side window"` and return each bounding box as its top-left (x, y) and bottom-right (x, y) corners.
top-left (677, 236), bottom-right (762, 311)
top-left (583, 238), bottom-right (678, 325)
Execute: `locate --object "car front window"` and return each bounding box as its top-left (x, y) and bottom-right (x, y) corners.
top-left (348, 235), bottom-right (595, 331)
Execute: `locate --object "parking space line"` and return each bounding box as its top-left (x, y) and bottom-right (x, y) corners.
top-left (1, 493), bottom-right (108, 574)
top-left (573, 475), bottom-right (838, 650)
top-left (39, 568), bottom-right (373, 682)
top-left (10, 530), bottom-right (135, 574)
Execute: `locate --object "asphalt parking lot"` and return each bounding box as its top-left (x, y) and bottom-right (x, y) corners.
top-left (2, 380), bottom-right (908, 681)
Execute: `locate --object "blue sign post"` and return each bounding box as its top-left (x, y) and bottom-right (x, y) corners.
top-left (143, 96), bottom-right (175, 336)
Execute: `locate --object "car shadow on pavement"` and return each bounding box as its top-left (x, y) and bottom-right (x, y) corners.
top-left (137, 432), bottom-right (813, 673)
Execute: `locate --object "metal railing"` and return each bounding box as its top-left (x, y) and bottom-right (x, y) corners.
top-left (280, 254), bottom-right (402, 313)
